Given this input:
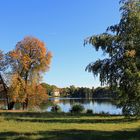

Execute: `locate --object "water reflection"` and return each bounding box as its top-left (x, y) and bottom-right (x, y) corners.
top-left (42, 97), bottom-right (122, 115)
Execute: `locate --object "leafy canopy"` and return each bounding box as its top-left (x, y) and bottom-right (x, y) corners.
top-left (85, 0), bottom-right (140, 115)
top-left (7, 36), bottom-right (52, 108)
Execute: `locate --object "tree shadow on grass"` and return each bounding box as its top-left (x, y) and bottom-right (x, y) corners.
top-left (4, 117), bottom-right (139, 124)
top-left (0, 128), bottom-right (140, 140)
top-left (0, 112), bottom-right (81, 118)
top-left (1, 112), bottom-right (139, 124)
top-left (0, 112), bottom-right (124, 118)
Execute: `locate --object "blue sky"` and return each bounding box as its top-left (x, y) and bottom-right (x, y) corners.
top-left (0, 0), bottom-right (120, 88)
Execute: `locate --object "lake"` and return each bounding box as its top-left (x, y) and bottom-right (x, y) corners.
top-left (0, 98), bottom-right (122, 114)
top-left (41, 97), bottom-right (122, 115)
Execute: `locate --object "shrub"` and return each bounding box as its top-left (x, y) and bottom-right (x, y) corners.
top-left (86, 109), bottom-right (93, 114)
top-left (51, 105), bottom-right (61, 113)
top-left (70, 104), bottom-right (84, 113)
top-left (99, 111), bottom-right (109, 115)
top-left (122, 102), bottom-right (140, 117)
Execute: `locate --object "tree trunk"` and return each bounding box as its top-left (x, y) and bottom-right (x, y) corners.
top-left (22, 98), bottom-right (28, 110)
top-left (23, 71), bottom-right (29, 110)
top-left (8, 102), bottom-right (15, 110)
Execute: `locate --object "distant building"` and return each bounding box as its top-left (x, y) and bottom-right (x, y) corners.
top-left (52, 89), bottom-right (60, 97)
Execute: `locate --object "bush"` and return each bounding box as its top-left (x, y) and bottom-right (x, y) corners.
top-left (86, 109), bottom-right (93, 114)
top-left (122, 102), bottom-right (140, 117)
top-left (70, 104), bottom-right (84, 113)
top-left (99, 111), bottom-right (109, 115)
top-left (51, 105), bottom-right (61, 113)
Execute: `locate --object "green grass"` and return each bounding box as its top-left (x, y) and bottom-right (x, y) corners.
top-left (0, 112), bottom-right (140, 140)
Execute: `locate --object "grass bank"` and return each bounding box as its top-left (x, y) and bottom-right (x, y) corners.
top-left (0, 112), bottom-right (140, 140)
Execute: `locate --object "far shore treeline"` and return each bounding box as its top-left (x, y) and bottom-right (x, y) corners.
top-left (41, 83), bottom-right (117, 99)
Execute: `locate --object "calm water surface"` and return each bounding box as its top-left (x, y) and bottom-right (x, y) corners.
top-left (42, 98), bottom-right (122, 115)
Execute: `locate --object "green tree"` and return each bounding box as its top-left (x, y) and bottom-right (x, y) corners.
top-left (69, 85), bottom-right (76, 97)
top-left (41, 83), bottom-right (58, 96)
top-left (60, 87), bottom-right (70, 97)
top-left (85, 0), bottom-right (140, 115)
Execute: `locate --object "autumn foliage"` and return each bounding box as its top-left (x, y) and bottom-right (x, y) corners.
top-left (6, 36), bottom-right (52, 109)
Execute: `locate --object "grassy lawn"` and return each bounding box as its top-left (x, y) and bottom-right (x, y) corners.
top-left (0, 112), bottom-right (140, 140)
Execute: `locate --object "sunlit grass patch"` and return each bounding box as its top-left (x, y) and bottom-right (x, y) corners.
top-left (0, 112), bottom-right (140, 140)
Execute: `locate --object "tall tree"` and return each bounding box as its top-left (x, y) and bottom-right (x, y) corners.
top-left (8, 36), bottom-right (52, 109)
top-left (0, 50), bottom-right (10, 109)
top-left (85, 0), bottom-right (140, 115)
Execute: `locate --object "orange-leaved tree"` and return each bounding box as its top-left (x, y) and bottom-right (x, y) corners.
top-left (8, 36), bottom-right (52, 110)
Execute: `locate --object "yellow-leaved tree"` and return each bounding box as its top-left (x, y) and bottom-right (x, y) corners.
top-left (8, 36), bottom-right (52, 110)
